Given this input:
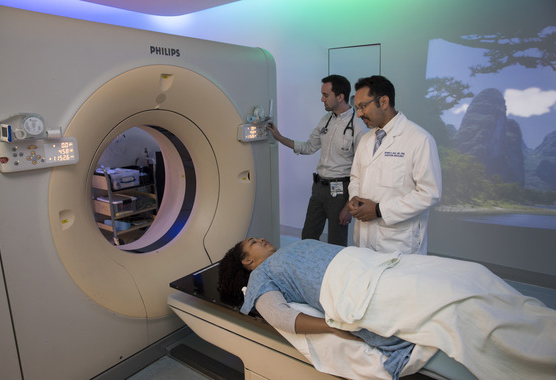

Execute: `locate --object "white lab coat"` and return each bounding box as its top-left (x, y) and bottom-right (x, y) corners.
top-left (348, 112), bottom-right (441, 255)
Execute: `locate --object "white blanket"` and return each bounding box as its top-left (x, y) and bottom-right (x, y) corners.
top-left (276, 302), bottom-right (438, 380)
top-left (321, 247), bottom-right (556, 379)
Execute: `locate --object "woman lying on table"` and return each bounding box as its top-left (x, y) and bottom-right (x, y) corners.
top-left (218, 238), bottom-right (556, 380)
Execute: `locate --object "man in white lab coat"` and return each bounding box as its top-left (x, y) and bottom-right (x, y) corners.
top-left (347, 76), bottom-right (441, 255)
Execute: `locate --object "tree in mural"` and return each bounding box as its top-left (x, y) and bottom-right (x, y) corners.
top-left (424, 77), bottom-right (473, 147)
top-left (460, 27), bottom-right (556, 75)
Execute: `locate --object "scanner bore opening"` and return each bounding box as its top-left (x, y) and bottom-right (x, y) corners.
top-left (92, 125), bottom-right (196, 253)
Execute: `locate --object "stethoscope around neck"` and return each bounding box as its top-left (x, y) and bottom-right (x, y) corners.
top-left (320, 108), bottom-right (355, 137)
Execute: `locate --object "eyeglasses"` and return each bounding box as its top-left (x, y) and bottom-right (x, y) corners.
top-left (354, 96), bottom-right (381, 112)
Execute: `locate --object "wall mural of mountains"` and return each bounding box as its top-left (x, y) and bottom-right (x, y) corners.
top-left (425, 31), bottom-right (556, 210)
top-left (454, 88), bottom-right (556, 192)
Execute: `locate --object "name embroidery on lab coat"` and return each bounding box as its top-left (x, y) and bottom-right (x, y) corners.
top-left (384, 152), bottom-right (405, 157)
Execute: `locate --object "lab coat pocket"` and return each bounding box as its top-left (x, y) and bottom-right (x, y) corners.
top-left (376, 221), bottom-right (411, 254)
top-left (377, 155), bottom-right (404, 188)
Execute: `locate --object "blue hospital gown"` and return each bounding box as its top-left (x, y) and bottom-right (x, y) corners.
top-left (240, 239), bottom-right (342, 315)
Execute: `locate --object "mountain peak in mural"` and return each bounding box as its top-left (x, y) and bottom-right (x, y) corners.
top-left (454, 88), bottom-right (525, 186)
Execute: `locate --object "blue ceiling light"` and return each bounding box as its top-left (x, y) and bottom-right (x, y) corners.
top-left (80, 0), bottom-right (240, 16)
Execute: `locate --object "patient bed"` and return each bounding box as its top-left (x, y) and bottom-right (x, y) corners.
top-left (168, 262), bottom-right (477, 380)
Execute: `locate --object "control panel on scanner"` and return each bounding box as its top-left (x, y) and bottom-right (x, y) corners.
top-left (0, 113), bottom-right (79, 173)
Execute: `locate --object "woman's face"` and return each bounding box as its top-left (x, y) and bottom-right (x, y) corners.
top-left (241, 237), bottom-right (276, 270)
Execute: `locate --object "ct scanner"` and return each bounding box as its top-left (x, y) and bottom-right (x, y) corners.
top-left (0, 6), bottom-right (279, 379)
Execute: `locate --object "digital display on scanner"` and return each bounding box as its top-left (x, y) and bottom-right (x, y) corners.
top-left (45, 141), bottom-right (76, 162)
top-left (238, 123), bottom-right (268, 142)
top-left (245, 125), bottom-right (259, 140)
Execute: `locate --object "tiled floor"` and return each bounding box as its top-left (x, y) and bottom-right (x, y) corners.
top-left (127, 329), bottom-right (243, 380)
top-left (127, 356), bottom-right (210, 380)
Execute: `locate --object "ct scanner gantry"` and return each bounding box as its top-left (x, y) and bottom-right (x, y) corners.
top-left (0, 6), bottom-right (279, 379)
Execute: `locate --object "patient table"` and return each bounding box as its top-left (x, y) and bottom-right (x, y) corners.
top-left (168, 263), bottom-right (477, 380)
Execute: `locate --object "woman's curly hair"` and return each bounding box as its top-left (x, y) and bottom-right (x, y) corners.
top-left (218, 240), bottom-right (252, 307)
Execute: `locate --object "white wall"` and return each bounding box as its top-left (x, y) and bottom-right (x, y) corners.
top-left (1, 0), bottom-right (554, 234)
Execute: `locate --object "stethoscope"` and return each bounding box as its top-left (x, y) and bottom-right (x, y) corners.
top-left (320, 108), bottom-right (355, 137)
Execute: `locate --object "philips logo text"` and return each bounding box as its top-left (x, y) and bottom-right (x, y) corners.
top-left (150, 46), bottom-right (180, 57)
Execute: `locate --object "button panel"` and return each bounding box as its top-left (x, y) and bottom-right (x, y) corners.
top-left (0, 137), bottom-right (79, 173)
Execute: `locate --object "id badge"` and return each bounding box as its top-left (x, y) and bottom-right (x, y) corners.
top-left (330, 181), bottom-right (344, 198)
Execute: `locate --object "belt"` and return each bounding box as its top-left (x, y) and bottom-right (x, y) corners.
top-left (313, 173), bottom-right (350, 185)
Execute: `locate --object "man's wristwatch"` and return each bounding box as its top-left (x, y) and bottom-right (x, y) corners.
top-left (375, 203), bottom-right (382, 218)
